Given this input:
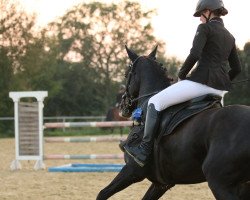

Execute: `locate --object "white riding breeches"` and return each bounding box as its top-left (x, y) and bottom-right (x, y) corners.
top-left (148, 80), bottom-right (227, 111)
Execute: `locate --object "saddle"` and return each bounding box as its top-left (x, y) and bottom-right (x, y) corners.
top-left (157, 94), bottom-right (222, 140)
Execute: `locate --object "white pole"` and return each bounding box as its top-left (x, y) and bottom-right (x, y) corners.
top-left (10, 97), bottom-right (22, 170)
top-left (34, 95), bottom-right (47, 170)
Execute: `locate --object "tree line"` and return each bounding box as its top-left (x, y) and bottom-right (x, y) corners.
top-left (0, 0), bottom-right (249, 135)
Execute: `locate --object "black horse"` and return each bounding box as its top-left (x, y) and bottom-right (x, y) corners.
top-left (97, 46), bottom-right (250, 200)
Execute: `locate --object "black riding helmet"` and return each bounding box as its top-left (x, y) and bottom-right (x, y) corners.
top-left (194, 0), bottom-right (228, 17)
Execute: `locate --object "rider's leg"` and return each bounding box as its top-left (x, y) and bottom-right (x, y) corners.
top-left (124, 80), bottom-right (225, 167)
top-left (124, 103), bottom-right (160, 166)
top-left (149, 80), bottom-right (225, 111)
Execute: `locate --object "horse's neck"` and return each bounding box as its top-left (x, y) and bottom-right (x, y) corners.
top-left (137, 78), bottom-right (168, 110)
top-left (139, 75), bottom-right (168, 99)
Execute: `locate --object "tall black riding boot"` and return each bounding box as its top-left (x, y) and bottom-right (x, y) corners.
top-left (124, 104), bottom-right (160, 167)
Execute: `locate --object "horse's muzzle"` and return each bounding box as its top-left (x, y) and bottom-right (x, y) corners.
top-left (120, 108), bottom-right (131, 118)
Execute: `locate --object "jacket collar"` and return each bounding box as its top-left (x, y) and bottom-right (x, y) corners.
top-left (209, 17), bottom-right (224, 26)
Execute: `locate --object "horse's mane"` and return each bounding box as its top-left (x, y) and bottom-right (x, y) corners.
top-left (145, 56), bottom-right (172, 87)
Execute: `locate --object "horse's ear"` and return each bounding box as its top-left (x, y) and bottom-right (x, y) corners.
top-left (125, 45), bottom-right (139, 63)
top-left (148, 45), bottom-right (158, 60)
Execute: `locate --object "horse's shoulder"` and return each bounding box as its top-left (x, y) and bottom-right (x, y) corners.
top-left (224, 104), bottom-right (250, 109)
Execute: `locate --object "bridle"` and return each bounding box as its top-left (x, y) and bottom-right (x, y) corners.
top-left (120, 56), bottom-right (161, 117)
top-left (119, 56), bottom-right (141, 117)
top-left (124, 56), bottom-right (141, 102)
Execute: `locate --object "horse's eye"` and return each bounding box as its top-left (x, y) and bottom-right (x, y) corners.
top-left (125, 67), bottom-right (131, 78)
top-left (125, 71), bottom-right (128, 78)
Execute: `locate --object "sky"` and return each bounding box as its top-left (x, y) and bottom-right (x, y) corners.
top-left (20, 0), bottom-right (250, 60)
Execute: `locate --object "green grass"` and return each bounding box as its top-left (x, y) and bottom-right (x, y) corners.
top-left (0, 129), bottom-right (14, 138)
top-left (0, 125), bottom-right (130, 138)
top-left (44, 127), bottom-right (130, 137)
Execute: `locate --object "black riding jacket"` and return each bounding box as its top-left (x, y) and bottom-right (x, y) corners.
top-left (178, 17), bottom-right (241, 91)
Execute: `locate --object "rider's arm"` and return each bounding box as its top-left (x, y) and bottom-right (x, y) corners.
top-left (178, 24), bottom-right (208, 80)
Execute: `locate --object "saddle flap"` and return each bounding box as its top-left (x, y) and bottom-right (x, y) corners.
top-left (158, 94), bottom-right (222, 138)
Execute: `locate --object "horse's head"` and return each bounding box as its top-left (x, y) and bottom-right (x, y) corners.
top-left (120, 45), bottom-right (171, 118)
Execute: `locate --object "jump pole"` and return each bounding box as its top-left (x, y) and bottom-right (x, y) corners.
top-left (48, 163), bottom-right (125, 172)
top-left (44, 121), bottom-right (133, 129)
top-left (44, 154), bottom-right (124, 160)
top-left (45, 136), bottom-right (127, 143)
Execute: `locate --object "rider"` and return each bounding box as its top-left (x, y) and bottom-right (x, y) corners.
top-left (124, 0), bottom-right (242, 167)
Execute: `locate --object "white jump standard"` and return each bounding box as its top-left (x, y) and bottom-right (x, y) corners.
top-left (9, 91), bottom-right (48, 171)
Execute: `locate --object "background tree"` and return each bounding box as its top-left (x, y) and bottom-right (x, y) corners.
top-left (161, 57), bottom-right (181, 80)
top-left (0, 0), bottom-right (36, 134)
top-left (45, 1), bottom-right (168, 113)
top-left (1, 0), bottom-right (250, 139)
top-left (224, 43), bottom-right (250, 105)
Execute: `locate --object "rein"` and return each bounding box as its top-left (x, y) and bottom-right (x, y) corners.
top-left (131, 91), bottom-right (160, 103)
